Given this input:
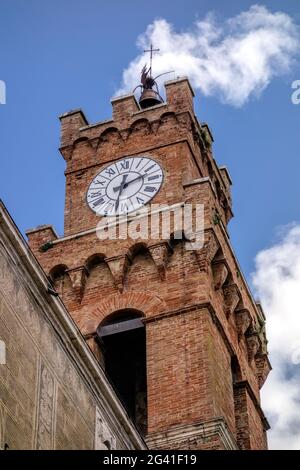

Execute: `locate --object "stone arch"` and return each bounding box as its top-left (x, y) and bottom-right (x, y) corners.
top-left (158, 111), bottom-right (178, 131)
top-left (96, 127), bottom-right (122, 156)
top-left (98, 127), bottom-right (121, 144)
top-left (127, 241), bottom-right (150, 260)
top-left (128, 118), bottom-right (151, 137)
top-left (72, 137), bottom-right (94, 163)
top-left (83, 253), bottom-right (116, 296)
top-left (48, 264), bottom-right (72, 298)
top-left (125, 242), bottom-right (160, 289)
top-left (85, 253), bottom-right (106, 273)
top-left (99, 308), bottom-right (144, 327)
top-left (73, 136), bottom-right (91, 147)
top-left (49, 264), bottom-right (69, 281)
top-left (78, 290), bottom-right (165, 335)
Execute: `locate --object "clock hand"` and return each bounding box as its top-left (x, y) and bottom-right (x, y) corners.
top-left (113, 174), bottom-right (143, 193)
top-left (115, 174), bottom-right (128, 212)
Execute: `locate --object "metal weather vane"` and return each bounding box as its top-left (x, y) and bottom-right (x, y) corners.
top-left (133, 43), bottom-right (174, 109)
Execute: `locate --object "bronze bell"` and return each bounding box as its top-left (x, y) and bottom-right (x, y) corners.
top-left (139, 88), bottom-right (163, 109)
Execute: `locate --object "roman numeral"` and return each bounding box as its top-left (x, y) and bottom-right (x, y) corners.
top-left (103, 202), bottom-right (114, 214)
top-left (136, 196), bottom-right (144, 204)
top-left (148, 175), bottom-right (160, 181)
top-left (95, 179), bottom-right (105, 186)
top-left (136, 159), bottom-right (143, 169)
top-left (120, 201), bottom-right (129, 212)
top-left (93, 197), bottom-right (105, 207)
top-left (89, 191), bottom-right (102, 198)
top-left (120, 160), bottom-right (129, 170)
top-left (143, 186), bottom-right (156, 193)
top-left (144, 164), bottom-right (156, 173)
top-left (106, 168), bottom-right (116, 176)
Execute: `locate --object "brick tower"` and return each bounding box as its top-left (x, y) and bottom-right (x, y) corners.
top-left (27, 75), bottom-right (271, 450)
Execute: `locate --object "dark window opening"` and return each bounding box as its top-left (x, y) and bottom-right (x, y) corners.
top-left (97, 311), bottom-right (147, 435)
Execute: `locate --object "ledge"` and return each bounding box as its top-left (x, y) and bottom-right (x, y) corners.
top-left (26, 224), bottom-right (59, 239)
top-left (146, 417), bottom-right (238, 450)
top-left (110, 93), bottom-right (139, 104)
top-left (183, 176), bottom-right (217, 197)
top-left (219, 166), bottom-right (233, 185)
top-left (58, 108), bottom-right (88, 124)
top-left (164, 76), bottom-right (195, 97)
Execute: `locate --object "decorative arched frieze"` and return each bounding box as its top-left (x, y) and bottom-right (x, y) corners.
top-left (49, 264), bottom-right (69, 280)
top-left (73, 136), bottom-right (92, 147)
top-left (156, 112), bottom-right (178, 133)
top-left (96, 127), bottom-right (122, 154)
top-left (128, 118), bottom-right (151, 138)
top-left (66, 266), bottom-right (88, 300)
top-left (148, 242), bottom-right (172, 280)
top-left (105, 254), bottom-right (131, 293)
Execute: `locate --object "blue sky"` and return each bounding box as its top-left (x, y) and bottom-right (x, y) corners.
top-left (1, 1), bottom-right (300, 448)
top-left (0, 0), bottom-right (299, 277)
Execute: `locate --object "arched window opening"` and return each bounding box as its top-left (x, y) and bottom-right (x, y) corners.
top-left (97, 310), bottom-right (147, 435)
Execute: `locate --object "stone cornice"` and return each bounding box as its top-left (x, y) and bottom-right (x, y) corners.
top-left (146, 417), bottom-right (238, 450)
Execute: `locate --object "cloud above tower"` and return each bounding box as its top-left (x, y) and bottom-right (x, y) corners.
top-left (252, 224), bottom-right (300, 449)
top-left (118, 5), bottom-right (299, 107)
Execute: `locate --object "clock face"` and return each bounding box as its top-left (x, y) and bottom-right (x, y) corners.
top-left (86, 156), bottom-right (163, 216)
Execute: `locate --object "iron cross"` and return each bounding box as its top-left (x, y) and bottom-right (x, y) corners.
top-left (144, 43), bottom-right (160, 75)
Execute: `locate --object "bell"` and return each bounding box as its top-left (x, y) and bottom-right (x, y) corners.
top-left (139, 88), bottom-right (163, 109)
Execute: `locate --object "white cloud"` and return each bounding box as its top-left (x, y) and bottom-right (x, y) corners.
top-left (118, 5), bottom-right (299, 106)
top-left (252, 224), bottom-right (300, 449)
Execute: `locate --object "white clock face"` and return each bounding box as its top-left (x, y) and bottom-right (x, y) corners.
top-left (87, 156), bottom-right (163, 216)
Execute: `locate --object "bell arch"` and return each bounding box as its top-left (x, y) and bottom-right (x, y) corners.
top-left (97, 309), bottom-right (147, 435)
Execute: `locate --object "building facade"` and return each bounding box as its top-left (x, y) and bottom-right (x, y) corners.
top-left (0, 201), bottom-right (145, 450)
top-left (12, 76), bottom-right (270, 450)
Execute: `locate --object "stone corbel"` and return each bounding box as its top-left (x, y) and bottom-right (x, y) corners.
top-left (120, 129), bottom-right (130, 141)
top-left (105, 254), bottom-right (130, 293)
top-left (151, 120), bottom-right (161, 135)
top-left (66, 266), bottom-right (88, 300)
top-left (195, 230), bottom-right (220, 272)
top-left (246, 333), bottom-right (261, 363)
top-left (59, 145), bottom-right (73, 162)
top-left (148, 242), bottom-right (172, 280)
top-left (255, 353), bottom-right (272, 389)
top-left (223, 283), bottom-right (240, 318)
top-left (235, 309), bottom-right (252, 340)
top-left (212, 260), bottom-right (229, 290)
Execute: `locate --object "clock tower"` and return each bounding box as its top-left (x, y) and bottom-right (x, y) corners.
top-left (27, 70), bottom-right (271, 449)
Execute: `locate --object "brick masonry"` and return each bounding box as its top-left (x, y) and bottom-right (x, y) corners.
top-left (26, 77), bottom-right (271, 450)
